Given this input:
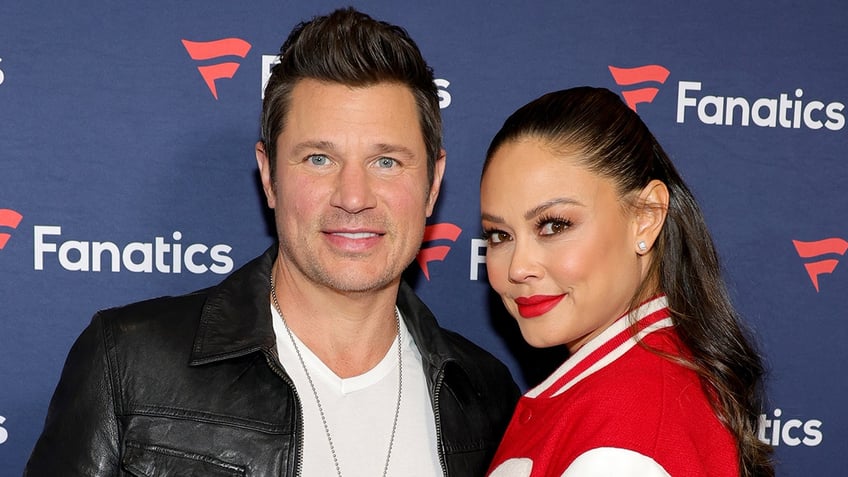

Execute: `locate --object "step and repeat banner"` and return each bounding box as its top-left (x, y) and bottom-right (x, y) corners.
top-left (1, 1), bottom-right (845, 475)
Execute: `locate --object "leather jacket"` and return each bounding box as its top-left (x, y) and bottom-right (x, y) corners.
top-left (25, 246), bottom-right (520, 476)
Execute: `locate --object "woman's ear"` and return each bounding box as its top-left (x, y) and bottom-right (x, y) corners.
top-left (633, 179), bottom-right (669, 255)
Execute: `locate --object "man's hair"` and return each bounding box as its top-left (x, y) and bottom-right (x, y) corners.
top-left (260, 7), bottom-right (442, 185)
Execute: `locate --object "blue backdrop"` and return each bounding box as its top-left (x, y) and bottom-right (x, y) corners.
top-left (2, 1), bottom-right (845, 475)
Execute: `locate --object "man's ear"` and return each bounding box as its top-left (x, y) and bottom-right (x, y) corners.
top-left (633, 179), bottom-right (669, 255)
top-left (425, 149), bottom-right (447, 217)
top-left (255, 141), bottom-right (276, 209)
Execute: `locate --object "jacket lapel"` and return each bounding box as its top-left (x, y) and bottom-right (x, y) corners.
top-left (189, 246), bottom-right (278, 365)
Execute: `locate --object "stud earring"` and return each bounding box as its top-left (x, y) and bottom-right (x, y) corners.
top-left (637, 241), bottom-right (648, 253)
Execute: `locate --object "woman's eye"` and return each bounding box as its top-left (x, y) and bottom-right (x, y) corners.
top-left (308, 154), bottom-right (329, 166)
top-left (485, 230), bottom-right (511, 245)
top-left (540, 220), bottom-right (570, 235)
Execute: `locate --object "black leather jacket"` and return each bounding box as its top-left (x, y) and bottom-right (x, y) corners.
top-left (25, 246), bottom-right (520, 476)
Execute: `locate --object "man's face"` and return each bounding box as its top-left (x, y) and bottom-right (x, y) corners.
top-left (257, 79), bottom-right (444, 295)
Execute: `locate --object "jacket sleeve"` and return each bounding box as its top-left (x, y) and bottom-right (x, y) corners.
top-left (562, 448), bottom-right (672, 477)
top-left (24, 312), bottom-right (121, 476)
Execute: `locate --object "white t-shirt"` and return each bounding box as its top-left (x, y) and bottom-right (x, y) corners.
top-left (271, 305), bottom-right (443, 476)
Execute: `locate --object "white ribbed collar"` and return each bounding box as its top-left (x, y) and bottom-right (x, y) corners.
top-left (526, 296), bottom-right (673, 399)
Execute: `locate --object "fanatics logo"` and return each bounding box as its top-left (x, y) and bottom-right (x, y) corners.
top-left (182, 38), bottom-right (252, 99)
top-left (0, 208), bottom-right (23, 250)
top-left (608, 64), bottom-right (670, 112)
top-left (416, 223), bottom-right (461, 280)
top-left (792, 237), bottom-right (848, 292)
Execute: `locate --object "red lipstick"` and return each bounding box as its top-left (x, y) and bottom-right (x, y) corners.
top-left (514, 295), bottom-right (565, 318)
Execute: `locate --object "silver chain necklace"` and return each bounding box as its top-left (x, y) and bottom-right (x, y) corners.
top-left (270, 272), bottom-right (402, 477)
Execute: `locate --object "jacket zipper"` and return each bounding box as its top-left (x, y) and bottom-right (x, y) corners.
top-left (433, 366), bottom-right (448, 477)
top-left (264, 351), bottom-right (304, 477)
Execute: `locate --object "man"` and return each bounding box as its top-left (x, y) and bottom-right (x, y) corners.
top-left (25, 7), bottom-right (519, 477)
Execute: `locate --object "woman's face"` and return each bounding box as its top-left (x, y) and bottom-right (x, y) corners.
top-left (480, 138), bottom-right (647, 352)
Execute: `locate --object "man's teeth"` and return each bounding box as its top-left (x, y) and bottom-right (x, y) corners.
top-left (335, 232), bottom-right (377, 239)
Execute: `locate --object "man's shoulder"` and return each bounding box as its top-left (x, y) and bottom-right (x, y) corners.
top-left (430, 325), bottom-right (520, 395)
top-left (82, 285), bottom-right (224, 367)
top-left (96, 286), bottom-right (212, 334)
top-left (94, 246), bottom-right (274, 341)
top-left (397, 282), bottom-right (515, 383)
top-left (435, 326), bottom-right (502, 364)
top-left (422, 324), bottom-right (521, 436)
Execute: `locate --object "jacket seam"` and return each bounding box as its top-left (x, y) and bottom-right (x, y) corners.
top-left (100, 311), bottom-right (123, 423)
top-left (123, 404), bottom-right (289, 434)
top-left (123, 440), bottom-right (246, 476)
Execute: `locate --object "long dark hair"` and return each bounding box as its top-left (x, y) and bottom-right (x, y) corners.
top-left (484, 86), bottom-right (773, 477)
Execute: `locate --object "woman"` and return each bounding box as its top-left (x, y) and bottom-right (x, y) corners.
top-left (481, 87), bottom-right (772, 477)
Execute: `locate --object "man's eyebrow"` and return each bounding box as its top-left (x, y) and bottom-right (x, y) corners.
top-left (290, 141), bottom-right (417, 158)
top-left (292, 140), bottom-right (336, 154)
top-left (371, 143), bottom-right (416, 158)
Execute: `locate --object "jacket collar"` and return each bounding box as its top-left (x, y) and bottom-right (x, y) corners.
top-left (396, 279), bottom-right (460, 372)
top-left (190, 245), bottom-right (461, 374)
top-left (189, 246), bottom-right (277, 365)
top-left (526, 295), bottom-right (672, 400)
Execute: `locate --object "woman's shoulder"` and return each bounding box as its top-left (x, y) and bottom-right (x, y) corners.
top-left (566, 331), bottom-right (714, 425)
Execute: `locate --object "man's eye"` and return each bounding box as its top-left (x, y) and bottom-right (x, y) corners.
top-left (308, 154), bottom-right (329, 166)
top-left (377, 157), bottom-right (397, 168)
